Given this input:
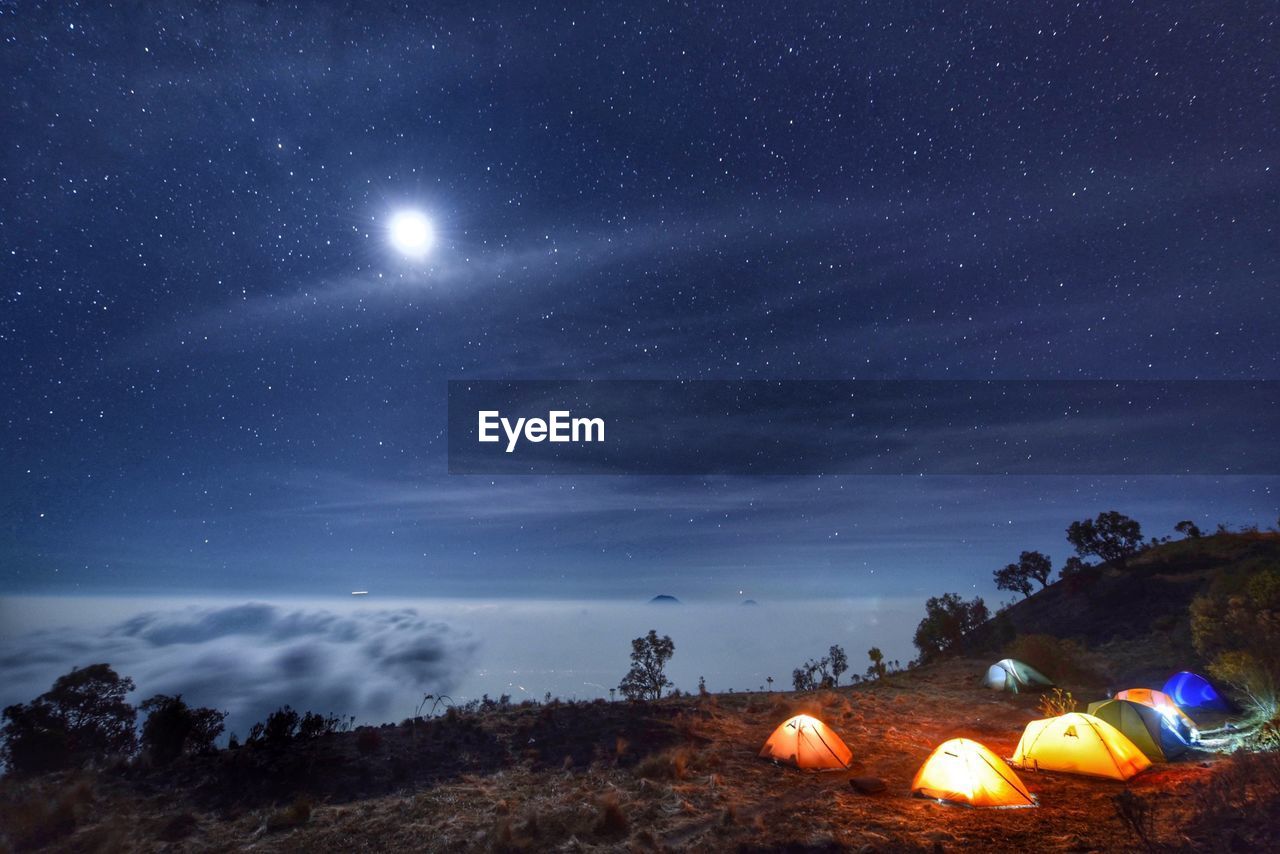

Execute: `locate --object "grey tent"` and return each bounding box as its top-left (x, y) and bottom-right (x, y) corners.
top-left (984, 658), bottom-right (1053, 693)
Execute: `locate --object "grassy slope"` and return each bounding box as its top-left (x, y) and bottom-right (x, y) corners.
top-left (970, 533), bottom-right (1280, 684)
top-left (3, 533), bottom-right (1278, 852)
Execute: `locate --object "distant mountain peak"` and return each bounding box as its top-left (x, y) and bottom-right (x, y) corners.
top-left (649, 594), bottom-right (681, 604)
top-left (741, 599), bottom-right (759, 606)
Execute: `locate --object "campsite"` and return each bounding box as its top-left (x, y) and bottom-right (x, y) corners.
top-left (0, 655), bottom-right (1266, 852)
top-left (2, 531), bottom-right (1278, 851)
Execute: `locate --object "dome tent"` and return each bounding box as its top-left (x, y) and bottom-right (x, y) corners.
top-left (1114, 688), bottom-right (1198, 741)
top-left (1010, 712), bottom-right (1151, 780)
top-left (1162, 671), bottom-right (1231, 711)
top-left (911, 738), bottom-right (1037, 808)
top-left (1086, 698), bottom-right (1189, 762)
top-left (983, 658), bottom-right (1054, 693)
top-left (758, 714), bottom-right (852, 770)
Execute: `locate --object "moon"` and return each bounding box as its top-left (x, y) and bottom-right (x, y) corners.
top-left (387, 209), bottom-right (435, 258)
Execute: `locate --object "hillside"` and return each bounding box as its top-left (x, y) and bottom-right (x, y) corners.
top-left (970, 533), bottom-right (1280, 679)
top-left (2, 533), bottom-right (1278, 852)
top-left (2, 658), bottom-right (1276, 853)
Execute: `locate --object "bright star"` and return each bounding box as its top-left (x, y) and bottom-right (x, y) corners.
top-left (387, 209), bottom-right (435, 258)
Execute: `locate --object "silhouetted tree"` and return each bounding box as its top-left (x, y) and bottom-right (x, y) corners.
top-left (1067, 511), bottom-right (1143, 568)
top-left (139, 694), bottom-right (227, 765)
top-left (248, 705), bottom-right (301, 747)
top-left (866, 647), bottom-right (887, 681)
top-left (995, 550), bottom-right (1053, 597)
top-left (791, 655), bottom-right (833, 691)
top-left (1, 664), bottom-right (136, 775)
top-left (828, 645), bottom-right (848, 686)
top-left (994, 564), bottom-right (1032, 598)
top-left (619, 630), bottom-right (675, 701)
top-left (912, 593), bottom-right (990, 664)
top-left (1175, 520), bottom-right (1203, 539)
top-left (791, 667), bottom-right (808, 691)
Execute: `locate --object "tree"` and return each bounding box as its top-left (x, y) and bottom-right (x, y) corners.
top-left (866, 647), bottom-right (887, 681)
top-left (828, 645), bottom-right (848, 687)
top-left (248, 705), bottom-right (301, 747)
top-left (994, 563), bottom-right (1032, 598)
top-left (1020, 551), bottom-right (1053, 588)
top-left (791, 656), bottom-right (833, 691)
top-left (619, 630), bottom-right (675, 701)
top-left (912, 593), bottom-right (990, 664)
top-left (1, 664), bottom-right (136, 775)
top-left (993, 551), bottom-right (1053, 598)
top-left (1175, 520), bottom-right (1203, 539)
top-left (1060, 556), bottom-right (1090, 577)
top-left (1066, 511), bottom-right (1144, 567)
top-left (139, 694), bottom-right (227, 765)
top-left (791, 667), bottom-right (808, 692)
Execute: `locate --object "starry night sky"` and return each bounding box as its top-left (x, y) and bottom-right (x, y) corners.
top-left (3, 3), bottom-right (1278, 602)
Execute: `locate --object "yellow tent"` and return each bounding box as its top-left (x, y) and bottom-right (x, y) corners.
top-left (758, 714), bottom-right (852, 770)
top-left (1010, 712), bottom-right (1151, 780)
top-left (912, 738), bottom-right (1037, 808)
top-left (1114, 688), bottom-right (1199, 739)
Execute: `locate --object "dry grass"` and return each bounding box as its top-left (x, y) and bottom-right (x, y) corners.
top-left (264, 796), bottom-right (312, 833)
top-left (1, 658), bottom-right (1271, 852)
top-left (0, 774), bottom-right (95, 851)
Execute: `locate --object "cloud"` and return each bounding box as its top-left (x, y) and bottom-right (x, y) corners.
top-left (0, 603), bottom-right (477, 739)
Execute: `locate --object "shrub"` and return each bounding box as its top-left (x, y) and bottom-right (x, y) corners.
top-left (1006, 634), bottom-right (1102, 686)
top-left (248, 705), bottom-right (300, 747)
top-left (1038, 688), bottom-right (1078, 717)
top-left (1184, 750), bottom-right (1280, 849)
top-left (0, 776), bottom-right (95, 850)
top-left (633, 747), bottom-right (691, 781)
top-left (298, 711), bottom-right (353, 739)
top-left (1191, 566), bottom-right (1280, 719)
top-left (265, 797), bottom-right (312, 832)
top-left (594, 794), bottom-right (628, 838)
top-left (139, 694), bottom-right (227, 765)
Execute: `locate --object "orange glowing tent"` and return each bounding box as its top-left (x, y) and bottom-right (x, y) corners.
top-left (1114, 688), bottom-right (1198, 740)
top-left (912, 738), bottom-right (1037, 808)
top-left (758, 714), bottom-right (852, 770)
top-left (1010, 712), bottom-right (1151, 780)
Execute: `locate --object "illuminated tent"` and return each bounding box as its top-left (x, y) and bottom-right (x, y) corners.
top-left (911, 738), bottom-right (1037, 808)
top-left (1085, 698), bottom-right (1189, 762)
top-left (1010, 712), bottom-right (1151, 780)
top-left (984, 658), bottom-right (1054, 693)
top-left (1114, 688), bottom-right (1198, 741)
top-left (1162, 671), bottom-right (1230, 711)
top-left (758, 714), bottom-right (852, 770)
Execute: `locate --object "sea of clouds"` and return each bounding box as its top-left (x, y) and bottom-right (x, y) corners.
top-left (0, 596), bottom-right (919, 739)
top-left (0, 601), bottom-right (477, 738)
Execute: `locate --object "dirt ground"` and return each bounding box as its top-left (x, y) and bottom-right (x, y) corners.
top-left (6, 656), bottom-right (1274, 853)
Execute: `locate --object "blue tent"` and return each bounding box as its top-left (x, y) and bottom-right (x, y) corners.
top-left (1162, 671), bottom-right (1230, 711)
